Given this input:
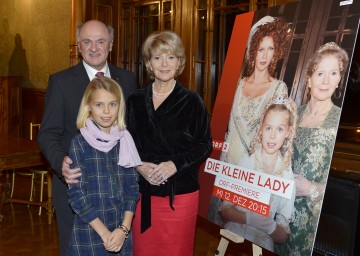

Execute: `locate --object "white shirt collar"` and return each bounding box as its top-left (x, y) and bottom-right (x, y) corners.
top-left (82, 61), bottom-right (111, 80)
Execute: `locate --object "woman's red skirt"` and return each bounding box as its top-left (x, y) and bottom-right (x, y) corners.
top-left (132, 190), bottom-right (199, 256)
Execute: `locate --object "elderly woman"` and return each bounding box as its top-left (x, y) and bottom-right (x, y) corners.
top-left (126, 31), bottom-right (212, 256)
top-left (276, 42), bottom-right (349, 256)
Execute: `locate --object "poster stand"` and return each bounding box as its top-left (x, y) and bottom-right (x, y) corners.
top-left (215, 229), bottom-right (263, 256)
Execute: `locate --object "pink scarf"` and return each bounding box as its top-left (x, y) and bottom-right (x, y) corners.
top-left (80, 118), bottom-right (142, 168)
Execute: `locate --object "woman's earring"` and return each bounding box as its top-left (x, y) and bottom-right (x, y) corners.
top-left (334, 87), bottom-right (342, 99)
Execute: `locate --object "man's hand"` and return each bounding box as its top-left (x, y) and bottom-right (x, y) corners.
top-left (62, 156), bottom-right (81, 184)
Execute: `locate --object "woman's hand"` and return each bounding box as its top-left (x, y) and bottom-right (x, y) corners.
top-left (294, 174), bottom-right (311, 197)
top-left (149, 161), bottom-right (177, 185)
top-left (136, 162), bottom-right (159, 185)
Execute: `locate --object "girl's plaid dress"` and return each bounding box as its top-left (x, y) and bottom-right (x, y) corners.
top-left (67, 134), bottom-right (139, 255)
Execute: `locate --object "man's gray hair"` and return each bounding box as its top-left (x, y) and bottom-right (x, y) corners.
top-left (76, 22), bottom-right (114, 41)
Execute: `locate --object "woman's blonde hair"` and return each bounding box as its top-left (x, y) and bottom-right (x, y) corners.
top-left (76, 76), bottom-right (126, 130)
top-left (251, 96), bottom-right (298, 171)
top-left (142, 31), bottom-right (186, 79)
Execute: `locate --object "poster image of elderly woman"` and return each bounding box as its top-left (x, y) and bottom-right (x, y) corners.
top-left (276, 42), bottom-right (349, 256)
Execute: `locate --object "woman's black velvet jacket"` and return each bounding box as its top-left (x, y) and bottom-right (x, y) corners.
top-left (126, 81), bottom-right (212, 231)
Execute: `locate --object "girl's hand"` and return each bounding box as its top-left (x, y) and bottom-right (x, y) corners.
top-left (294, 174), bottom-right (311, 197)
top-left (99, 229), bottom-right (111, 245)
top-left (104, 228), bottom-right (126, 252)
top-left (136, 162), bottom-right (159, 185)
top-left (149, 161), bottom-right (177, 185)
top-left (219, 205), bottom-right (246, 225)
top-left (246, 212), bottom-right (276, 235)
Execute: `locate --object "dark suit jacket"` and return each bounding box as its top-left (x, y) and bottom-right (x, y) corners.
top-left (38, 62), bottom-right (136, 179)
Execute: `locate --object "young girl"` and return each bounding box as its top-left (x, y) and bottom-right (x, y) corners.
top-left (219, 96), bottom-right (297, 253)
top-left (67, 76), bottom-right (141, 255)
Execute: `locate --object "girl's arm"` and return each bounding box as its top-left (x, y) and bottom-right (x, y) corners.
top-left (68, 137), bottom-right (101, 226)
top-left (105, 211), bottom-right (134, 252)
top-left (123, 166), bottom-right (140, 213)
top-left (221, 205), bottom-right (284, 238)
top-left (120, 210), bottom-right (134, 231)
top-left (104, 166), bottom-right (139, 252)
top-left (89, 218), bottom-right (111, 243)
top-left (220, 204), bottom-right (246, 224)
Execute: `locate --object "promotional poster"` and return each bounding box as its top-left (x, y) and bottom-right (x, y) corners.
top-left (199, 0), bottom-right (360, 255)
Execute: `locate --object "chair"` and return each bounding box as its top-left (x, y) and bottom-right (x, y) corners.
top-left (11, 122), bottom-right (51, 215)
top-left (10, 122), bottom-right (35, 200)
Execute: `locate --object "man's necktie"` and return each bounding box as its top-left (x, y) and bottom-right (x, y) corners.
top-left (95, 71), bottom-right (104, 77)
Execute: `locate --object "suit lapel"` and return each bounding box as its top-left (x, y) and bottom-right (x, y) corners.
top-left (73, 62), bottom-right (91, 86)
top-left (109, 65), bottom-right (121, 84)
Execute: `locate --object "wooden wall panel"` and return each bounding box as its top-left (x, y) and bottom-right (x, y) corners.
top-left (21, 88), bottom-right (45, 139)
top-left (85, 0), bottom-right (120, 66)
top-left (0, 76), bottom-right (22, 137)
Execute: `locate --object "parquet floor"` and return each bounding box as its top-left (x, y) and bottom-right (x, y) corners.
top-left (0, 172), bottom-right (247, 256)
top-left (0, 173), bottom-right (299, 256)
top-left (0, 173), bottom-right (59, 255)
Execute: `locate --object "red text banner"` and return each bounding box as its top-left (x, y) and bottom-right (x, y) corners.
top-left (212, 186), bottom-right (270, 217)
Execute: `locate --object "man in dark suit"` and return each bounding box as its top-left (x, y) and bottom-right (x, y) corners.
top-left (38, 20), bottom-right (135, 256)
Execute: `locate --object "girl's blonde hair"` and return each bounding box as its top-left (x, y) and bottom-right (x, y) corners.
top-left (251, 96), bottom-right (297, 170)
top-left (76, 76), bottom-right (126, 130)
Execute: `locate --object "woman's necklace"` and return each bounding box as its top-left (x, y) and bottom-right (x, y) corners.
top-left (152, 81), bottom-right (176, 99)
top-left (306, 102), bottom-right (333, 119)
